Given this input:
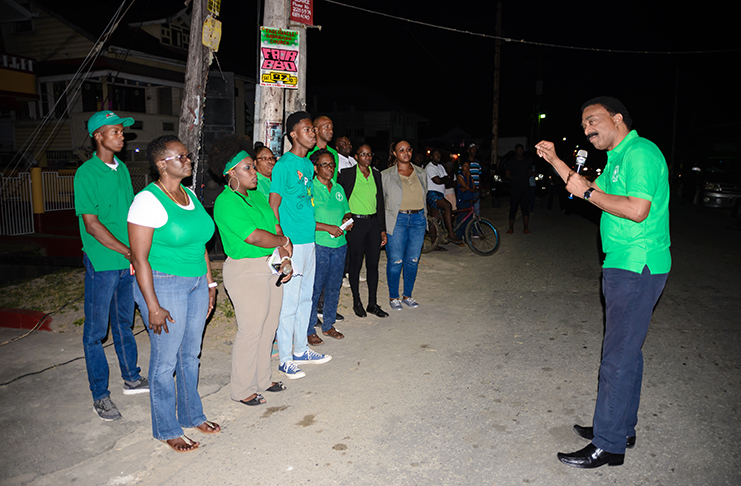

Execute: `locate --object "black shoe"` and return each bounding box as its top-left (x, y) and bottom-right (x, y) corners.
top-left (366, 304), bottom-right (389, 318)
top-left (574, 425), bottom-right (636, 449)
top-left (335, 312), bottom-right (344, 322)
top-left (315, 317), bottom-right (322, 327)
top-left (353, 303), bottom-right (367, 318)
top-left (557, 444), bottom-right (624, 468)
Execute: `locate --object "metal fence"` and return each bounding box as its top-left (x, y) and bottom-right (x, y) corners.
top-left (42, 171), bottom-right (75, 211)
top-left (130, 174), bottom-right (151, 194)
top-left (0, 173), bottom-right (34, 236)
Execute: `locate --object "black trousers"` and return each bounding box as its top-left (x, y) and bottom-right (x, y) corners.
top-left (346, 216), bottom-right (382, 307)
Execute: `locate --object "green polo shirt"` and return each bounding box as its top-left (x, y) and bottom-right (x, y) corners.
top-left (308, 145), bottom-right (339, 182)
top-left (74, 153), bottom-right (134, 271)
top-left (214, 188), bottom-right (278, 259)
top-left (270, 151), bottom-right (315, 244)
top-left (256, 171), bottom-right (271, 199)
top-left (595, 130), bottom-right (671, 274)
top-left (313, 179), bottom-right (350, 248)
top-left (349, 168), bottom-right (377, 215)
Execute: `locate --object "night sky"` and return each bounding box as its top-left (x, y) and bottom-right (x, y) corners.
top-left (112, 0), bottom-right (737, 159)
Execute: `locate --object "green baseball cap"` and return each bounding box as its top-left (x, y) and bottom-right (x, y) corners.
top-left (87, 111), bottom-right (135, 136)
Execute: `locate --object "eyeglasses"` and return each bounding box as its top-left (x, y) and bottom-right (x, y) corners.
top-left (357, 152), bottom-right (374, 157)
top-left (256, 156), bottom-right (276, 163)
top-left (160, 153), bottom-right (193, 163)
top-left (317, 162), bottom-right (336, 169)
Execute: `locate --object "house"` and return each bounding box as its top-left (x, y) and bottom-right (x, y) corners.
top-left (0, 0), bottom-right (254, 180)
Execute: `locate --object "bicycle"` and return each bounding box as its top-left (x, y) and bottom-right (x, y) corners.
top-left (422, 199), bottom-right (500, 256)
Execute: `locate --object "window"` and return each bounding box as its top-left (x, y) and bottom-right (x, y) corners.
top-left (158, 87), bottom-right (173, 115)
top-left (82, 82), bottom-right (104, 112)
top-left (162, 122), bottom-right (175, 131)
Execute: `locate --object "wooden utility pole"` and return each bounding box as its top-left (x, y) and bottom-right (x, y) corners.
top-left (255, 0), bottom-right (288, 152)
top-left (490, 2), bottom-right (502, 171)
top-left (285, 22), bottom-right (307, 119)
top-left (179, 0), bottom-right (211, 191)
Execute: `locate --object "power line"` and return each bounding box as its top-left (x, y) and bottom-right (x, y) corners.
top-left (320, 0), bottom-right (740, 55)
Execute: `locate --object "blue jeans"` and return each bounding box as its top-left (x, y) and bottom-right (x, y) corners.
top-left (134, 271), bottom-right (209, 441)
top-left (386, 212), bottom-right (426, 300)
top-left (277, 243), bottom-right (315, 364)
top-left (592, 265), bottom-right (668, 454)
top-left (309, 244), bottom-right (347, 333)
top-left (82, 254), bottom-right (141, 401)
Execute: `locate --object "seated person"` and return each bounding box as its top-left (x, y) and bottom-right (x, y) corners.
top-left (425, 150), bottom-right (462, 245)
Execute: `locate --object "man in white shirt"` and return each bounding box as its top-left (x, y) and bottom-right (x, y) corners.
top-left (336, 136), bottom-right (356, 172)
top-left (425, 150), bottom-right (462, 245)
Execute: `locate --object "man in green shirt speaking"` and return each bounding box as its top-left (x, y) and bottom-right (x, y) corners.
top-left (536, 97), bottom-right (670, 469)
top-left (74, 111), bottom-right (148, 421)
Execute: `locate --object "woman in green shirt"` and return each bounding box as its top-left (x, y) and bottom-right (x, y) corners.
top-left (307, 149), bottom-right (353, 345)
top-left (128, 135), bottom-right (220, 453)
top-left (210, 135), bottom-right (293, 407)
top-left (254, 144), bottom-right (276, 198)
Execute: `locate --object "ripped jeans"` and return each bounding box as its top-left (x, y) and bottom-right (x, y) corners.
top-left (386, 211), bottom-right (426, 300)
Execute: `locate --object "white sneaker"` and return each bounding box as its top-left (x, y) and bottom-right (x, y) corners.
top-left (342, 275), bottom-right (350, 288)
top-left (389, 298), bottom-right (403, 311)
top-left (401, 297), bottom-right (420, 308)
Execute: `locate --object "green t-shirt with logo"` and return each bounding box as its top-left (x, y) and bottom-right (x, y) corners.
top-left (270, 151), bottom-right (315, 245)
top-left (214, 188), bottom-right (278, 259)
top-left (313, 179), bottom-right (350, 248)
top-left (74, 153), bottom-right (133, 271)
top-left (595, 130), bottom-right (671, 274)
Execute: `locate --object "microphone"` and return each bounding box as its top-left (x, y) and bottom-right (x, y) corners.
top-left (568, 150), bottom-right (588, 199)
top-left (276, 262), bottom-right (293, 287)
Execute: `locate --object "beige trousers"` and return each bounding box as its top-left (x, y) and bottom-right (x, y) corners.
top-left (223, 256), bottom-right (282, 401)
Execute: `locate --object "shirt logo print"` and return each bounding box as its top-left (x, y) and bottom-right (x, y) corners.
top-left (612, 165), bottom-right (620, 183)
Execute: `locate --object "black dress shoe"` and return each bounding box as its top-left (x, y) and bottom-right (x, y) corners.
top-left (557, 444), bottom-right (624, 468)
top-left (574, 425), bottom-right (636, 449)
top-left (335, 312), bottom-right (344, 322)
top-left (366, 304), bottom-right (389, 318)
top-left (353, 303), bottom-right (367, 317)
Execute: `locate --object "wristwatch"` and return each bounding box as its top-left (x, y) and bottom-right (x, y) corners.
top-left (583, 187), bottom-right (595, 200)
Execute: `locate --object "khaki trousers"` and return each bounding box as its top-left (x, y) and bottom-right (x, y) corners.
top-left (223, 256), bottom-right (282, 401)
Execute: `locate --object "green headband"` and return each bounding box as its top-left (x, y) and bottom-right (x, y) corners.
top-left (223, 150), bottom-right (249, 175)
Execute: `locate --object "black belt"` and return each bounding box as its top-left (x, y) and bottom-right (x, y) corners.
top-left (398, 209), bottom-right (423, 214)
top-left (352, 213), bottom-right (377, 219)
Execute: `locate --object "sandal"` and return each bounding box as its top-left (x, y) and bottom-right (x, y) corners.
top-left (308, 333), bottom-right (324, 346)
top-left (163, 435), bottom-right (199, 453)
top-left (195, 420), bottom-right (221, 434)
top-left (322, 327), bottom-right (345, 339)
top-left (266, 381), bottom-right (286, 392)
top-left (240, 393), bottom-right (266, 406)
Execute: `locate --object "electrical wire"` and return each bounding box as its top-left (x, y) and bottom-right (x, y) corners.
top-left (320, 0), bottom-right (741, 55)
top-left (0, 328), bottom-right (147, 387)
top-left (1, 0), bottom-right (137, 185)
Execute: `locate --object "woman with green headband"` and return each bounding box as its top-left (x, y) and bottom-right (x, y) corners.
top-left (210, 135), bottom-right (293, 406)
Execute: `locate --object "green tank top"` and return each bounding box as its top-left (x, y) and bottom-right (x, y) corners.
top-left (143, 184), bottom-right (215, 277)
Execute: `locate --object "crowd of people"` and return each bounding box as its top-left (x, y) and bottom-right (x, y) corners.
top-left (75, 96), bottom-right (672, 469)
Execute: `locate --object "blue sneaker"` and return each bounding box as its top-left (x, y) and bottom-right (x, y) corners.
top-left (293, 349), bottom-right (332, 365)
top-left (278, 361), bottom-right (306, 379)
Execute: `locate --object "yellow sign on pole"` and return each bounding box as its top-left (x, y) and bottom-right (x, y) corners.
top-left (202, 17), bottom-right (222, 51)
top-left (207, 0), bottom-right (221, 16)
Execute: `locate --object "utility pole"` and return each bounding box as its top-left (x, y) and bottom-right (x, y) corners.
top-left (179, 0), bottom-right (211, 192)
top-left (255, 0), bottom-right (288, 152)
top-left (490, 2), bottom-right (502, 171)
top-left (285, 22), bottom-right (307, 118)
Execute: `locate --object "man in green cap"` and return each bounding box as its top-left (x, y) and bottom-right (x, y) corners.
top-left (74, 111), bottom-right (149, 421)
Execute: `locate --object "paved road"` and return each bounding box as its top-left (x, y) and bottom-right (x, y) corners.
top-left (1, 200), bottom-right (739, 485)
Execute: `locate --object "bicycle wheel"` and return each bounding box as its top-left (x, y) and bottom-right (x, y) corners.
top-left (464, 217), bottom-right (500, 256)
top-left (422, 215), bottom-right (442, 253)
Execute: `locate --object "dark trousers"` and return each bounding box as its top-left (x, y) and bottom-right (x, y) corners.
top-left (347, 216), bottom-right (382, 307)
top-left (592, 265), bottom-right (668, 454)
top-left (509, 188), bottom-right (530, 219)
